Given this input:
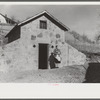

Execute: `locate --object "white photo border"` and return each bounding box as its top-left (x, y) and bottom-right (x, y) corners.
top-left (0, 2), bottom-right (100, 99)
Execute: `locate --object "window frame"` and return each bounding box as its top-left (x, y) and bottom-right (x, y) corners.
top-left (40, 20), bottom-right (47, 29)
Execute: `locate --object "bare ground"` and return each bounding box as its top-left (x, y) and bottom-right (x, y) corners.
top-left (0, 66), bottom-right (86, 83)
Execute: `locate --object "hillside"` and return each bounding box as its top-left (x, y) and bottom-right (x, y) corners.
top-left (68, 31), bottom-right (94, 44)
top-left (65, 30), bottom-right (100, 55)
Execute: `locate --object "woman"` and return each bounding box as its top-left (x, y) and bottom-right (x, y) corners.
top-left (49, 53), bottom-right (56, 69)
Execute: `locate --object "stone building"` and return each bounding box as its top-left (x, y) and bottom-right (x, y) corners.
top-left (0, 13), bottom-right (16, 25)
top-left (0, 11), bottom-right (86, 72)
top-left (0, 13), bottom-right (16, 47)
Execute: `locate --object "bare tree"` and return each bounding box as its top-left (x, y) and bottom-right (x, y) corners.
top-left (69, 30), bottom-right (93, 43)
top-left (81, 34), bottom-right (93, 44)
top-left (94, 31), bottom-right (100, 43)
top-left (94, 11), bottom-right (100, 43)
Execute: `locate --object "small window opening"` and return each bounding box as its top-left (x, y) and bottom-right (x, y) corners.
top-left (40, 20), bottom-right (47, 29)
top-left (33, 45), bottom-right (36, 48)
top-left (56, 45), bottom-right (58, 48)
top-left (51, 45), bottom-right (54, 48)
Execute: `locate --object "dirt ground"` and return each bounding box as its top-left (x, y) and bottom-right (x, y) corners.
top-left (0, 65), bottom-right (86, 83)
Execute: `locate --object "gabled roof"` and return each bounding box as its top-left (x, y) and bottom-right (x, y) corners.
top-left (0, 13), bottom-right (17, 25)
top-left (18, 11), bottom-right (70, 31)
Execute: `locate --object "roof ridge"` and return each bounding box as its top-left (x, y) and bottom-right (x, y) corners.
top-left (18, 10), bottom-right (70, 31)
top-left (44, 10), bottom-right (70, 30)
top-left (18, 10), bottom-right (46, 26)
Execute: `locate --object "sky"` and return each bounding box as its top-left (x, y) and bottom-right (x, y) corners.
top-left (0, 4), bottom-right (100, 41)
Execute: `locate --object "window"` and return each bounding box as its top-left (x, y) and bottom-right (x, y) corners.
top-left (40, 20), bottom-right (47, 29)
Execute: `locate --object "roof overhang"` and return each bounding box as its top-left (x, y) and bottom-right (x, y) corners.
top-left (18, 11), bottom-right (70, 31)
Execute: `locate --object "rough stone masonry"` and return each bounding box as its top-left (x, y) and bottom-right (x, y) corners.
top-left (0, 11), bottom-right (86, 73)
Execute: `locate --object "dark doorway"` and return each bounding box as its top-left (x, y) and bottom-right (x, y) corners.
top-left (38, 43), bottom-right (48, 69)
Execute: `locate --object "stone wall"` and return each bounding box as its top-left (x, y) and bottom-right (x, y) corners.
top-left (68, 44), bottom-right (86, 66)
top-left (20, 16), bottom-right (67, 69)
top-left (0, 15), bottom-right (86, 72)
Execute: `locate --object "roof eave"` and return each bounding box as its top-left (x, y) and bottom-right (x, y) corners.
top-left (18, 11), bottom-right (70, 31)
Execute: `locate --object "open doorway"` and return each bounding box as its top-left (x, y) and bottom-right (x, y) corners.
top-left (38, 43), bottom-right (49, 69)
